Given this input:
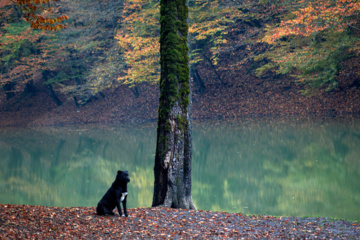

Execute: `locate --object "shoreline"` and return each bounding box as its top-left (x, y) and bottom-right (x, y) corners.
top-left (1, 112), bottom-right (360, 130)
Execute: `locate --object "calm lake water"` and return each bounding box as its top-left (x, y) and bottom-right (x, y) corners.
top-left (0, 117), bottom-right (359, 220)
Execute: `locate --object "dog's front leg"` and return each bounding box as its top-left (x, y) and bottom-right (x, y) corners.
top-left (122, 195), bottom-right (128, 217)
top-left (116, 200), bottom-right (123, 217)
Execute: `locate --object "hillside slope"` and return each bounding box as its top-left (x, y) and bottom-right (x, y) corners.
top-left (1, 0), bottom-right (359, 127)
top-left (1, 54), bottom-right (359, 127)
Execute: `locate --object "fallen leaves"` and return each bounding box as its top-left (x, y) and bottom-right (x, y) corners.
top-left (0, 204), bottom-right (359, 239)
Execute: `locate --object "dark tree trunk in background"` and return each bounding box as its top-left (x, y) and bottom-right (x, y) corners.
top-left (191, 67), bottom-right (205, 93)
top-left (48, 85), bottom-right (63, 106)
top-left (3, 82), bottom-right (16, 100)
top-left (130, 84), bottom-right (140, 98)
top-left (23, 80), bottom-right (36, 95)
top-left (152, 0), bottom-right (196, 209)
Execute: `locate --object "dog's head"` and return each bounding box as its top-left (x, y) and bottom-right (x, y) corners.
top-left (117, 170), bottom-right (130, 183)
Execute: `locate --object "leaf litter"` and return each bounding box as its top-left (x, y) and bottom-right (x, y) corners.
top-left (1, 204), bottom-right (359, 239)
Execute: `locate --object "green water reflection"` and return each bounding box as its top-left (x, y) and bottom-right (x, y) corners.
top-left (0, 118), bottom-right (359, 220)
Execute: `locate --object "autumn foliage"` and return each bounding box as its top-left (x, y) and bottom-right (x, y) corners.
top-left (115, 0), bottom-right (247, 89)
top-left (13, 0), bottom-right (68, 31)
top-left (263, 0), bottom-right (360, 43)
top-left (0, 0), bottom-right (123, 104)
top-left (0, 0), bottom-right (359, 107)
top-left (115, 0), bottom-right (160, 88)
top-left (257, 0), bottom-right (360, 91)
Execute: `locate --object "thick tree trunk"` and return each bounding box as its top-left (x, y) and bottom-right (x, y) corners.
top-left (152, 0), bottom-right (196, 210)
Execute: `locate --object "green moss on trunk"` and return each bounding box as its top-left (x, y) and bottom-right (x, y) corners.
top-left (158, 0), bottom-right (189, 121)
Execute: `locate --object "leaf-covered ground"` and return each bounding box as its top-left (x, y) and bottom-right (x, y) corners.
top-left (1, 204), bottom-right (359, 239)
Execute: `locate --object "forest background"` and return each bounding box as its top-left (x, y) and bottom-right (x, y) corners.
top-left (0, 0), bottom-right (359, 127)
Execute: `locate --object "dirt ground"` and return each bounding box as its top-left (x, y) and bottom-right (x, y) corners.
top-left (1, 204), bottom-right (359, 239)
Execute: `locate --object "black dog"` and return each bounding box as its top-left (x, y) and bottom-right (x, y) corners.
top-left (96, 170), bottom-right (130, 217)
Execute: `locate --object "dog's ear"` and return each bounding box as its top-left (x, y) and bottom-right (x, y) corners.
top-left (118, 170), bottom-right (123, 174)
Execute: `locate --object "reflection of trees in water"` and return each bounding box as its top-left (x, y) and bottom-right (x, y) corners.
top-left (75, 136), bottom-right (103, 157)
top-left (193, 135), bottom-right (209, 180)
top-left (50, 139), bottom-right (65, 184)
top-left (192, 124), bottom-right (285, 214)
top-left (102, 142), bottom-right (109, 159)
top-left (0, 121), bottom-right (359, 219)
top-left (0, 127), bottom-right (156, 207)
top-left (6, 147), bottom-right (23, 179)
top-left (192, 120), bottom-right (360, 220)
top-left (30, 149), bottom-right (42, 180)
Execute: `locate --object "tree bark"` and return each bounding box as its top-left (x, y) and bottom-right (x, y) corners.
top-left (152, 0), bottom-right (196, 210)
